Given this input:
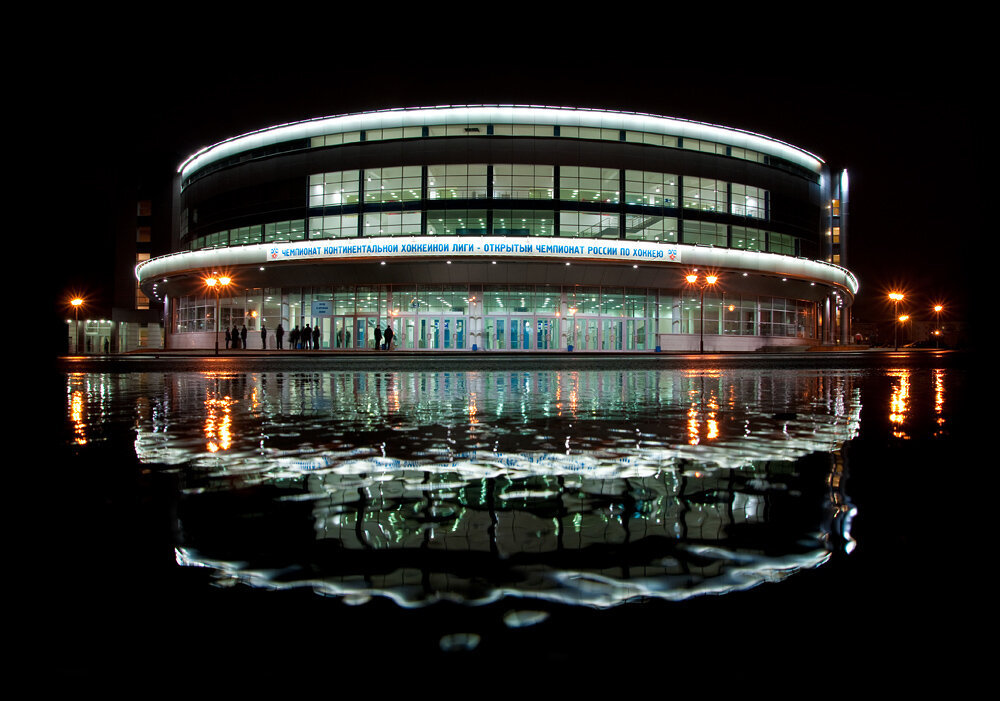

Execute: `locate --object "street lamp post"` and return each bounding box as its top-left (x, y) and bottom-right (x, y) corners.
top-left (933, 304), bottom-right (943, 348)
top-left (898, 314), bottom-right (910, 348)
top-left (205, 276), bottom-right (232, 356)
top-left (685, 273), bottom-right (719, 353)
top-left (889, 292), bottom-right (904, 350)
top-left (71, 297), bottom-right (84, 354)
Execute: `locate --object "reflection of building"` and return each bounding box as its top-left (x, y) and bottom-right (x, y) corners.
top-left (139, 106), bottom-right (856, 351)
top-left (176, 453), bottom-right (851, 608)
top-left (69, 365), bottom-right (861, 606)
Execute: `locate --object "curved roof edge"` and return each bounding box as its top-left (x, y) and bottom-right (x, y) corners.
top-left (179, 105), bottom-right (826, 180)
top-left (137, 237), bottom-right (857, 300)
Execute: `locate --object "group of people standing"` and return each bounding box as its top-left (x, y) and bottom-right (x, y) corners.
top-left (373, 325), bottom-right (394, 351)
top-left (278, 323), bottom-right (322, 350)
top-left (224, 322), bottom-right (396, 351)
top-left (224, 324), bottom-right (249, 349)
top-left (225, 324), bottom-right (269, 349)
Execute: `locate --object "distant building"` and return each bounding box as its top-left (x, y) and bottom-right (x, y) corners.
top-left (67, 184), bottom-right (168, 354)
top-left (138, 106), bottom-right (856, 351)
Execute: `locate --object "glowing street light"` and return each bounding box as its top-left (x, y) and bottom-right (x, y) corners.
top-left (685, 272), bottom-right (720, 353)
top-left (888, 292), bottom-right (904, 350)
top-left (933, 304), bottom-right (944, 348)
top-left (205, 275), bottom-right (233, 356)
top-left (898, 314), bottom-right (910, 347)
top-left (70, 297), bottom-right (84, 354)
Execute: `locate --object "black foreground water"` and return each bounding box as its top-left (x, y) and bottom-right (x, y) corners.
top-left (47, 352), bottom-right (972, 679)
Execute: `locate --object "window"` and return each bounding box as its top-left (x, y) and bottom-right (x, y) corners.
top-left (309, 215), bottom-right (359, 239)
top-left (560, 166), bottom-right (619, 203)
top-left (427, 124), bottom-right (488, 137)
top-left (310, 131), bottom-right (361, 147)
top-left (624, 131), bottom-right (679, 148)
top-left (426, 210), bottom-right (487, 235)
top-left (731, 183), bottom-right (767, 219)
top-left (493, 124), bottom-right (556, 137)
top-left (428, 164), bottom-right (488, 199)
top-left (731, 226), bottom-right (763, 251)
top-left (229, 225), bottom-right (261, 246)
top-left (683, 220), bottom-right (726, 246)
top-left (264, 220), bottom-right (305, 242)
top-left (768, 232), bottom-right (795, 255)
top-left (310, 171), bottom-right (360, 207)
top-left (364, 166), bottom-right (422, 203)
top-left (560, 211), bottom-right (619, 238)
top-left (559, 126), bottom-right (620, 141)
top-left (624, 214), bottom-right (677, 242)
top-left (136, 253), bottom-right (149, 310)
top-left (683, 177), bottom-right (725, 212)
top-left (493, 164), bottom-right (554, 199)
top-left (363, 210), bottom-right (421, 237)
top-left (625, 170), bottom-right (678, 207)
top-left (364, 126), bottom-right (423, 142)
top-left (492, 210), bottom-right (554, 236)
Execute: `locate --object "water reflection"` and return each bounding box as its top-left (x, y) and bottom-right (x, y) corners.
top-left (66, 367), bottom-right (882, 608)
top-left (889, 369), bottom-right (911, 439)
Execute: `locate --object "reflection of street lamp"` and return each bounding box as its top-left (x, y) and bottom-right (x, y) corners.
top-left (933, 304), bottom-right (943, 348)
top-left (205, 275), bottom-right (232, 356)
top-left (888, 292), bottom-right (904, 350)
top-left (70, 297), bottom-right (84, 354)
top-left (685, 272), bottom-right (719, 353)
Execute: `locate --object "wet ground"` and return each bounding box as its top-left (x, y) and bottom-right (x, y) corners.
top-left (41, 350), bottom-right (974, 682)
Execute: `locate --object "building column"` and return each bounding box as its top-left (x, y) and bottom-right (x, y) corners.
top-left (822, 296), bottom-right (832, 345)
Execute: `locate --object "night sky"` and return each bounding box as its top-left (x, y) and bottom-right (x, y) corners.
top-left (42, 20), bottom-right (983, 344)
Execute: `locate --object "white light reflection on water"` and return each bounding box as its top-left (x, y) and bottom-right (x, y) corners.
top-left (68, 367), bottom-right (869, 609)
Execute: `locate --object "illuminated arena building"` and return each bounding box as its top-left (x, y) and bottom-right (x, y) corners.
top-left (137, 105), bottom-right (855, 351)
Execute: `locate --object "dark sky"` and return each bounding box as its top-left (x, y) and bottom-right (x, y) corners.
top-left (42, 20), bottom-right (983, 334)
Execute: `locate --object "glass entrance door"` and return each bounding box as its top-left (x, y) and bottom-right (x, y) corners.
top-left (486, 317), bottom-right (506, 350)
top-left (333, 317), bottom-right (351, 348)
top-left (418, 317), bottom-right (440, 349)
top-left (416, 317), bottom-right (466, 349)
top-left (602, 320), bottom-right (622, 350)
top-left (510, 318), bottom-right (532, 350)
top-left (357, 316), bottom-right (379, 349)
top-left (535, 318), bottom-right (556, 349)
top-left (572, 319), bottom-right (599, 350)
top-left (333, 316), bottom-right (379, 349)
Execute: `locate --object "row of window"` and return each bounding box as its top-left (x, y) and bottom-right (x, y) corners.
top-left (308, 165), bottom-right (767, 217)
top-left (189, 213), bottom-right (796, 253)
top-left (307, 123), bottom-right (771, 165)
top-left (183, 119), bottom-right (817, 193)
top-left (172, 284), bottom-right (816, 341)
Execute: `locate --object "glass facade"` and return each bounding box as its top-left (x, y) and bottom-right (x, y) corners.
top-left (172, 284), bottom-right (817, 349)
top-left (185, 164), bottom-right (807, 255)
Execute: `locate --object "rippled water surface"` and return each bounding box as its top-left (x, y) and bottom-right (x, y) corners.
top-left (53, 353), bottom-right (968, 672)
